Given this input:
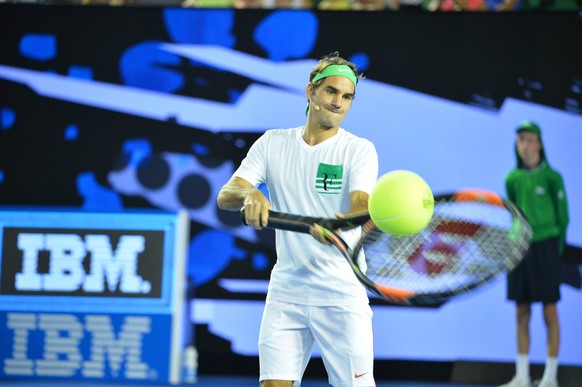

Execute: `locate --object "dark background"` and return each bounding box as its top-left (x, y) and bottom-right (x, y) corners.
top-left (1, 4), bottom-right (581, 384)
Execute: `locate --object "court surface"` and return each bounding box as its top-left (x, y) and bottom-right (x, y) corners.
top-left (0, 375), bottom-right (495, 386)
top-left (196, 375), bottom-right (495, 386)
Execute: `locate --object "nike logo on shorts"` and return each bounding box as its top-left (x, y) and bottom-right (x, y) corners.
top-left (354, 372), bottom-right (369, 378)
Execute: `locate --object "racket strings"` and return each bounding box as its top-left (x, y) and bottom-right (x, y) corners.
top-left (361, 199), bottom-right (531, 296)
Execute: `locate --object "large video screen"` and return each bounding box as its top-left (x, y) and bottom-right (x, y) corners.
top-left (1, 5), bottom-right (581, 370)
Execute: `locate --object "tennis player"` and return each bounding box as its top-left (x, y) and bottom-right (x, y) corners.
top-left (217, 52), bottom-right (378, 387)
top-left (499, 121), bottom-right (569, 387)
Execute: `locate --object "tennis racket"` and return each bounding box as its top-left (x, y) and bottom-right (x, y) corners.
top-left (241, 189), bottom-right (532, 306)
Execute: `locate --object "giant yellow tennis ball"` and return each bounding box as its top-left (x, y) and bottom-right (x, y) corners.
top-left (368, 170), bottom-right (434, 236)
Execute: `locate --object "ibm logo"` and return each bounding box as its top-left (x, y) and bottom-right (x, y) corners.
top-left (14, 233), bottom-right (151, 294)
top-left (3, 313), bottom-right (152, 379)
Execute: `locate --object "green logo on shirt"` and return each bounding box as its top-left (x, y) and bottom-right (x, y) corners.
top-left (316, 163), bottom-right (343, 194)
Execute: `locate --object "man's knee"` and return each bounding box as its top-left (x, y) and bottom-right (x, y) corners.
top-left (543, 303), bottom-right (559, 325)
top-left (261, 380), bottom-right (294, 387)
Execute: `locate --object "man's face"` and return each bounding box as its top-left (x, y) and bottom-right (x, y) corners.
top-left (516, 131), bottom-right (541, 166)
top-left (309, 75), bottom-right (355, 129)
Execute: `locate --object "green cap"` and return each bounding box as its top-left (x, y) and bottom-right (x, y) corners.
top-left (516, 120), bottom-right (541, 134)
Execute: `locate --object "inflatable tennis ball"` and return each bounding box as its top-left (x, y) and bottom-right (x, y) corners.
top-left (368, 170), bottom-right (434, 236)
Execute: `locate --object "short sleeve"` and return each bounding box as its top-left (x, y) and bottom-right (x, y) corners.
top-left (233, 132), bottom-right (269, 187)
top-left (349, 139), bottom-right (379, 195)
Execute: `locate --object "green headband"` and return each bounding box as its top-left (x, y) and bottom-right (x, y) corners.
top-left (311, 64), bottom-right (358, 87)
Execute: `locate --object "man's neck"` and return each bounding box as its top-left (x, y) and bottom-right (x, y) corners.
top-left (302, 125), bottom-right (339, 146)
top-left (522, 156), bottom-right (541, 169)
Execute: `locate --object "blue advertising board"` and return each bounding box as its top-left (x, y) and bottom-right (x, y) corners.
top-left (0, 208), bottom-right (189, 384)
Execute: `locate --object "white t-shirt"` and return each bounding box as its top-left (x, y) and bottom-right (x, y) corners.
top-left (234, 126), bottom-right (379, 306)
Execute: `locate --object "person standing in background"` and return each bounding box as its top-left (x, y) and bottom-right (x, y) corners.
top-left (499, 121), bottom-right (569, 387)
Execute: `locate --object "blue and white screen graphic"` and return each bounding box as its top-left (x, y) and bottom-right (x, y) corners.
top-left (0, 6), bottom-right (581, 370)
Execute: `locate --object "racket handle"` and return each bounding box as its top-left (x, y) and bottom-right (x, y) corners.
top-left (239, 208), bottom-right (369, 233)
top-left (240, 209), bottom-right (317, 233)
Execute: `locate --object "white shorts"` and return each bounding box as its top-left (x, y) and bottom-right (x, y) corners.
top-left (258, 299), bottom-right (375, 387)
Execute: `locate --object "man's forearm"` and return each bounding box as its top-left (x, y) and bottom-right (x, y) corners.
top-left (217, 184), bottom-right (257, 211)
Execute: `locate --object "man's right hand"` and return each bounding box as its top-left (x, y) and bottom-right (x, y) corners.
top-left (217, 177), bottom-right (270, 229)
top-left (242, 188), bottom-right (271, 230)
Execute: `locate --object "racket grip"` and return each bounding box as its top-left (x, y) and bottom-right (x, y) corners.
top-left (240, 208), bottom-right (370, 233)
top-left (240, 208), bottom-right (314, 233)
